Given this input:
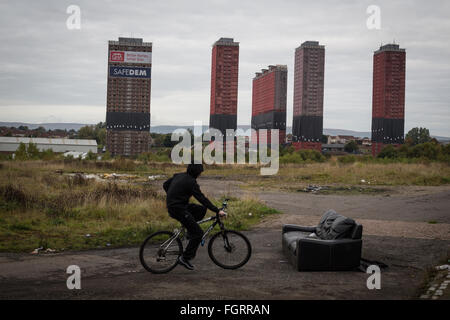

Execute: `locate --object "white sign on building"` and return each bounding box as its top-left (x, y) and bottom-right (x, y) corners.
top-left (109, 51), bottom-right (152, 64)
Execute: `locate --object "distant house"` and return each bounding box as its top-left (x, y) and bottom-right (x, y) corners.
top-left (361, 138), bottom-right (372, 146)
top-left (336, 135), bottom-right (357, 144)
top-left (0, 126), bottom-right (69, 139)
top-left (327, 135), bottom-right (359, 144)
top-left (0, 137), bottom-right (97, 154)
top-left (327, 136), bottom-right (338, 144)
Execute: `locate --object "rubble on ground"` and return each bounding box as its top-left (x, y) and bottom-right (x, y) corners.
top-left (303, 185), bottom-right (329, 193)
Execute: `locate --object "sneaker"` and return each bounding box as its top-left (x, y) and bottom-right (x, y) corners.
top-left (177, 256), bottom-right (195, 270)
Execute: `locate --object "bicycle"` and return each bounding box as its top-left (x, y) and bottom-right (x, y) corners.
top-left (139, 199), bottom-right (252, 273)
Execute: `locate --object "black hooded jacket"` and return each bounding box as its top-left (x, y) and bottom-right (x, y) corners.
top-left (163, 171), bottom-right (220, 214)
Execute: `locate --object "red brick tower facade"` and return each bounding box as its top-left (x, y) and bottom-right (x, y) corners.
top-left (209, 38), bottom-right (239, 136)
top-left (251, 65), bottom-right (287, 146)
top-left (371, 44), bottom-right (406, 156)
top-left (106, 37), bottom-right (152, 156)
top-left (292, 41), bottom-right (325, 152)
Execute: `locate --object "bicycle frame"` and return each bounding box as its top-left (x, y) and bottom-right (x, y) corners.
top-left (159, 199), bottom-right (229, 252)
top-left (199, 215), bottom-right (223, 243)
top-left (159, 216), bottom-right (223, 251)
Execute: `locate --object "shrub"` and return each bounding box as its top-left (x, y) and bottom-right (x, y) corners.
top-left (280, 149), bottom-right (326, 163)
top-left (407, 142), bottom-right (439, 160)
top-left (337, 155), bottom-right (357, 164)
top-left (101, 151), bottom-right (112, 160)
top-left (377, 145), bottom-right (399, 159)
top-left (0, 184), bottom-right (28, 206)
top-left (138, 150), bottom-right (171, 163)
top-left (86, 150), bottom-right (97, 160)
top-left (279, 145), bottom-right (295, 156)
top-left (41, 149), bottom-right (57, 160)
top-left (13, 143), bottom-right (57, 161)
top-left (344, 140), bottom-right (359, 153)
top-left (377, 141), bottom-right (449, 163)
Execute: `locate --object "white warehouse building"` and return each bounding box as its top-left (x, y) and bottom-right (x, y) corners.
top-left (0, 137), bottom-right (97, 154)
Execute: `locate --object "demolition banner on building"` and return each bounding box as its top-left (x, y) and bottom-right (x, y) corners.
top-left (109, 51), bottom-right (152, 64)
top-left (109, 66), bottom-right (151, 79)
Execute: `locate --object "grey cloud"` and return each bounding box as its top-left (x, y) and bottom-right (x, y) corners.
top-left (0, 0), bottom-right (449, 136)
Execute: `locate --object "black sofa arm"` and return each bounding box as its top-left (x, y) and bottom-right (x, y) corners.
top-left (282, 224), bottom-right (316, 234)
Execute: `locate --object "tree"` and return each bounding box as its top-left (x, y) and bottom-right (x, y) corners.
top-left (77, 125), bottom-right (95, 140)
top-left (405, 127), bottom-right (431, 146)
top-left (150, 133), bottom-right (166, 147)
top-left (95, 126), bottom-right (106, 147)
top-left (26, 143), bottom-right (40, 159)
top-left (15, 142), bottom-right (28, 160)
top-left (163, 134), bottom-right (177, 147)
top-left (344, 140), bottom-right (359, 153)
top-left (77, 123), bottom-right (106, 147)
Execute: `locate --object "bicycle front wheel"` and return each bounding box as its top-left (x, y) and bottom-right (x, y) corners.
top-left (139, 231), bottom-right (183, 274)
top-left (208, 230), bottom-right (252, 269)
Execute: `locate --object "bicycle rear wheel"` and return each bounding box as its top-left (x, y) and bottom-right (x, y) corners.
top-left (139, 231), bottom-right (183, 274)
top-left (208, 230), bottom-right (252, 269)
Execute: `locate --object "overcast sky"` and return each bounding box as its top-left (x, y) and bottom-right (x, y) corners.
top-left (0, 0), bottom-right (449, 136)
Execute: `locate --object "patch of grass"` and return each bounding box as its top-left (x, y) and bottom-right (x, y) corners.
top-left (0, 162), bottom-right (280, 252)
top-left (9, 222), bottom-right (33, 231)
top-left (0, 198), bottom-right (20, 211)
top-left (2, 158), bottom-right (449, 187)
top-left (218, 196), bottom-right (280, 231)
top-left (0, 195), bottom-right (279, 252)
top-left (240, 161), bottom-right (450, 189)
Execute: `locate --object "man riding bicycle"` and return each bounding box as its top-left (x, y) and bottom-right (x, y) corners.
top-left (163, 162), bottom-right (226, 270)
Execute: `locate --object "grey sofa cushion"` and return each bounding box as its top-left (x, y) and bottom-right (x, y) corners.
top-left (315, 209), bottom-right (356, 240)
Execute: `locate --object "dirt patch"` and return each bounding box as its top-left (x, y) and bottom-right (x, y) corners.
top-left (0, 230), bottom-right (448, 299)
top-left (254, 187), bottom-right (450, 223)
top-left (294, 185), bottom-right (391, 195)
top-left (255, 214), bottom-right (450, 240)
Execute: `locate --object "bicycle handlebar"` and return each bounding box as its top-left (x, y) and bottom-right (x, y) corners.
top-left (220, 198), bottom-right (230, 209)
top-left (217, 198), bottom-right (230, 218)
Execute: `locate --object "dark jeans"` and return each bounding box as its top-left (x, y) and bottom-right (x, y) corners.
top-left (168, 204), bottom-right (207, 260)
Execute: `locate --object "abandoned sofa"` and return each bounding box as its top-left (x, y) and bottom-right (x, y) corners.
top-left (282, 209), bottom-right (362, 271)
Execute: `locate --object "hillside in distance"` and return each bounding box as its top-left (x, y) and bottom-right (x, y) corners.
top-left (1, 122), bottom-right (449, 141)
